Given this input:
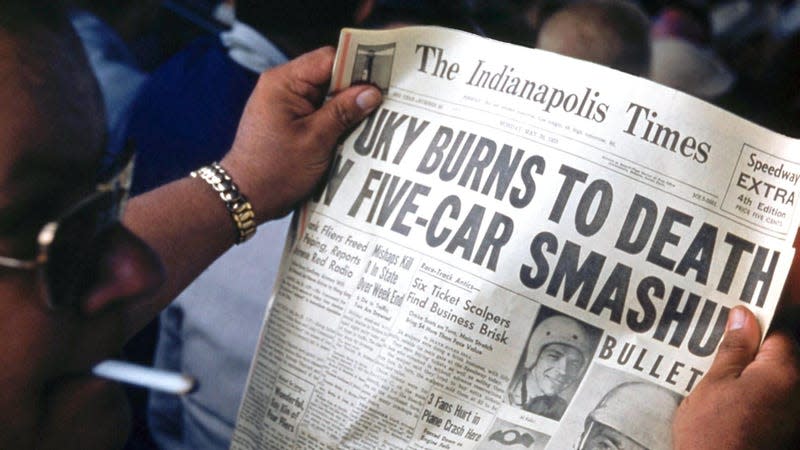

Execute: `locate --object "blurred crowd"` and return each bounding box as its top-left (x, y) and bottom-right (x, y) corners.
top-left (87, 0), bottom-right (800, 137)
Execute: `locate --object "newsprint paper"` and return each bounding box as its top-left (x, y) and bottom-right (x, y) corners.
top-left (231, 27), bottom-right (800, 450)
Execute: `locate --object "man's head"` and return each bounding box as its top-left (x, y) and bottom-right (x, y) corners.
top-left (578, 423), bottom-right (647, 450)
top-left (0, 2), bottom-right (162, 447)
top-left (524, 314), bottom-right (591, 396)
top-left (577, 382), bottom-right (681, 450)
top-left (235, 0), bottom-right (375, 56)
top-left (529, 342), bottom-right (585, 396)
top-left (536, 0), bottom-right (651, 76)
top-left (366, 0), bottom-right (474, 31)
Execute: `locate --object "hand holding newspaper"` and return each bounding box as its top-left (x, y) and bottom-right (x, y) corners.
top-left (231, 26), bottom-right (800, 449)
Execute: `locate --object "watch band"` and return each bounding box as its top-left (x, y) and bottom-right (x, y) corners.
top-left (190, 162), bottom-right (257, 244)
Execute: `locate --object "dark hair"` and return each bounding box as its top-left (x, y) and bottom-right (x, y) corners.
top-left (236, 0), bottom-right (361, 35)
top-left (0, 0), bottom-right (105, 156)
top-left (67, 0), bottom-right (141, 19)
top-left (538, 0), bottom-right (651, 76)
top-left (367, 0), bottom-right (476, 31)
top-left (0, 0), bottom-right (71, 35)
top-left (598, 0), bottom-right (651, 75)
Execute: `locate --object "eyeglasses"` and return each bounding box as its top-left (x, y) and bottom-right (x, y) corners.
top-left (0, 148), bottom-right (135, 309)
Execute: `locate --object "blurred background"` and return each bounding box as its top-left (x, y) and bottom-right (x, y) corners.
top-left (87, 0), bottom-right (800, 136)
top-left (67, 1), bottom-right (798, 448)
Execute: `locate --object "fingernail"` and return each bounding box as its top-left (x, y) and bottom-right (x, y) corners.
top-left (729, 307), bottom-right (746, 330)
top-left (356, 88), bottom-right (381, 111)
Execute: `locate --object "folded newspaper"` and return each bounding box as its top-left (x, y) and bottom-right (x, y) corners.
top-left (230, 26), bottom-right (800, 450)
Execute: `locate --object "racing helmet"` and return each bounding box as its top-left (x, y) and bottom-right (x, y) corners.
top-left (525, 314), bottom-right (592, 370)
top-left (584, 382), bottom-right (682, 450)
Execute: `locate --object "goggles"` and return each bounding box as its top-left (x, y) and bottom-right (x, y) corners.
top-left (0, 147), bottom-right (134, 309)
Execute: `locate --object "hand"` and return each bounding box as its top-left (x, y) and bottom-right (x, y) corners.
top-left (778, 230), bottom-right (800, 308)
top-left (222, 46), bottom-right (382, 220)
top-left (672, 306), bottom-right (800, 449)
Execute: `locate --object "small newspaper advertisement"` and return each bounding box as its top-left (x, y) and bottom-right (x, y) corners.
top-left (230, 27), bottom-right (800, 450)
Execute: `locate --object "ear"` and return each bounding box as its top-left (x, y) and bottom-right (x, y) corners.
top-left (354, 0), bottom-right (376, 25)
top-left (80, 225), bottom-right (164, 316)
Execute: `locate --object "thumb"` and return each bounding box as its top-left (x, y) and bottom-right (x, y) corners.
top-left (311, 85), bottom-right (382, 141)
top-left (705, 306), bottom-right (761, 380)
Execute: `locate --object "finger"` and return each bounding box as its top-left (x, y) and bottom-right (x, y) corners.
top-left (773, 304), bottom-right (800, 343)
top-left (705, 306), bottom-right (761, 380)
top-left (780, 236), bottom-right (800, 308)
top-left (309, 85), bottom-right (382, 141)
top-left (287, 46), bottom-right (337, 89)
top-left (258, 47), bottom-right (336, 112)
top-left (755, 330), bottom-right (800, 366)
top-left (747, 330), bottom-right (800, 396)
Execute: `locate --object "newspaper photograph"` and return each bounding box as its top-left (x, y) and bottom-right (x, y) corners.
top-left (230, 26), bottom-right (800, 450)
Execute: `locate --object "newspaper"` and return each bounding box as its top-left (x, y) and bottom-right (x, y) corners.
top-left (230, 26), bottom-right (800, 450)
